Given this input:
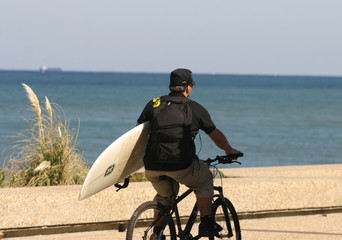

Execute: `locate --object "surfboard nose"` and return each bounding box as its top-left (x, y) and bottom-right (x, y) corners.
top-left (78, 186), bottom-right (88, 200)
top-left (78, 193), bottom-right (85, 201)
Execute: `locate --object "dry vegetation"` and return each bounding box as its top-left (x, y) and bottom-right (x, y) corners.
top-left (1, 84), bottom-right (89, 187)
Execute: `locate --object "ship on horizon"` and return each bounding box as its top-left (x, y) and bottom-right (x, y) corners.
top-left (40, 65), bottom-right (63, 73)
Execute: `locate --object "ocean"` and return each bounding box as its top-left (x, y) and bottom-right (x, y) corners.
top-left (1, 70), bottom-right (341, 168)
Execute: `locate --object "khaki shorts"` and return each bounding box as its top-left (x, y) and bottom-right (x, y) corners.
top-left (145, 159), bottom-right (213, 207)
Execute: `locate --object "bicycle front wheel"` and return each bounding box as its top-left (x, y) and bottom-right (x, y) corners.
top-left (126, 201), bottom-right (176, 240)
top-left (210, 197), bottom-right (241, 240)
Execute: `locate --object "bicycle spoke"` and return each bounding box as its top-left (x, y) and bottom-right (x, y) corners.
top-left (211, 198), bottom-right (241, 240)
top-left (126, 201), bottom-right (176, 240)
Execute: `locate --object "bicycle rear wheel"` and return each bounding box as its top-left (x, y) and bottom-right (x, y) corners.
top-left (126, 201), bottom-right (176, 240)
top-left (210, 197), bottom-right (241, 240)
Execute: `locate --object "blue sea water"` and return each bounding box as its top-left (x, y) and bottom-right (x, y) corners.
top-left (1, 70), bottom-right (341, 168)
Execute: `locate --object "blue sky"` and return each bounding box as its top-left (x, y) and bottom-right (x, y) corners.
top-left (1, 0), bottom-right (341, 76)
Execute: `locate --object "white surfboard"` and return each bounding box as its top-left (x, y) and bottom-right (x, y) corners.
top-left (79, 122), bottom-right (150, 200)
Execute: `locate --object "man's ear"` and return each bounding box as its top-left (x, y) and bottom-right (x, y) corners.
top-left (184, 85), bottom-right (192, 97)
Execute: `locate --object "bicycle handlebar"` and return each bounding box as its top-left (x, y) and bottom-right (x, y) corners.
top-left (205, 152), bottom-right (244, 166)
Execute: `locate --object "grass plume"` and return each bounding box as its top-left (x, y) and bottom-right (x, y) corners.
top-left (45, 96), bottom-right (53, 123)
top-left (22, 83), bottom-right (42, 126)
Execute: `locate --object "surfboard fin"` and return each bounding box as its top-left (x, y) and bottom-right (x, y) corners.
top-left (114, 177), bottom-right (130, 192)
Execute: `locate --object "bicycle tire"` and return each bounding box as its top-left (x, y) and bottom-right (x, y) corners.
top-left (210, 198), bottom-right (241, 240)
top-left (126, 201), bottom-right (177, 240)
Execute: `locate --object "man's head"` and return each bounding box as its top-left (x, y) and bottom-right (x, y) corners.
top-left (169, 68), bottom-right (195, 87)
top-left (169, 69), bottom-right (195, 96)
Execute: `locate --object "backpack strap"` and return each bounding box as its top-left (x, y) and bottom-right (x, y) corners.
top-left (162, 95), bottom-right (191, 104)
top-left (152, 95), bottom-right (191, 119)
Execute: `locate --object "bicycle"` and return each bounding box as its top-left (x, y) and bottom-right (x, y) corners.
top-left (126, 153), bottom-right (243, 240)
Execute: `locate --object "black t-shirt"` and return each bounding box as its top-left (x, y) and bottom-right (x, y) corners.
top-left (137, 92), bottom-right (216, 171)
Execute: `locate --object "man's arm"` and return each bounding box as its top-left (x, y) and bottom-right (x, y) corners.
top-left (137, 99), bottom-right (154, 126)
top-left (208, 128), bottom-right (241, 158)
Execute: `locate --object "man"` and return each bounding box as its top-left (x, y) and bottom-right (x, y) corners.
top-left (137, 68), bottom-right (241, 237)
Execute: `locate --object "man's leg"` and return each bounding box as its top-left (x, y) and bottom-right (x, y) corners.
top-left (173, 160), bottom-right (221, 236)
top-left (197, 197), bottom-right (212, 216)
top-left (145, 170), bottom-right (179, 232)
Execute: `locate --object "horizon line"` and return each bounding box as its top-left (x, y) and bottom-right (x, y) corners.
top-left (0, 68), bottom-right (341, 78)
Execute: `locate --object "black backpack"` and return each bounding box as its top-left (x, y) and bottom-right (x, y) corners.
top-left (150, 95), bottom-right (194, 165)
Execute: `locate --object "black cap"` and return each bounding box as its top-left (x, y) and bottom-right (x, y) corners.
top-left (169, 68), bottom-right (196, 87)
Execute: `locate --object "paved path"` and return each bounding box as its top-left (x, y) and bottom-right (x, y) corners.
top-left (5, 213), bottom-right (342, 240)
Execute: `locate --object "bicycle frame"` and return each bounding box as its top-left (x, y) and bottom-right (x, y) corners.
top-left (146, 155), bottom-right (243, 240)
top-left (157, 182), bottom-right (232, 240)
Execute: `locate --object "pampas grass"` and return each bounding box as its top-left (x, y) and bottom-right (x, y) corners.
top-left (22, 83), bottom-right (41, 124)
top-left (2, 84), bottom-right (89, 187)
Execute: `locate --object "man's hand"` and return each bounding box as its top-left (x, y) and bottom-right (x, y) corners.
top-left (225, 148), bottom-right (243, 160)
